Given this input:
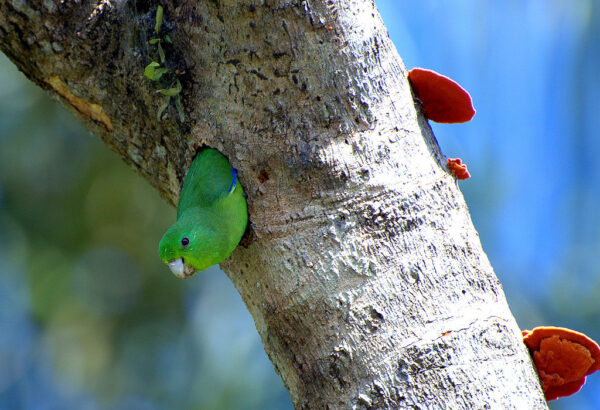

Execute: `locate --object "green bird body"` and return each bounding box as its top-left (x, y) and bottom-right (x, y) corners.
top-left (158, 149), bottom-right (248, 278)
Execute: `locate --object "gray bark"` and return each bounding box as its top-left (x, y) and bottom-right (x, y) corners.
top-left (0, 0), bottom-right (547, 408)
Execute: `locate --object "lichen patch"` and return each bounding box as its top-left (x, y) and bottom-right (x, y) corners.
top-left (44, 76), bottom-right (113, 131)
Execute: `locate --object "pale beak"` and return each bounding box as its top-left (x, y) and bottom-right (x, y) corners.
top-left (168, 258), bottom-right (185, 278)
top-left (167, 258), bottom-right (197, 279)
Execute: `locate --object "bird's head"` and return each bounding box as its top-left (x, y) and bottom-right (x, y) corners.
top-left (158, 216), bottom-right (221, 279)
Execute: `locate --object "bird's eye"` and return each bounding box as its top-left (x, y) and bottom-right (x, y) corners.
top-left (181, 237), bottom-right (190, 247)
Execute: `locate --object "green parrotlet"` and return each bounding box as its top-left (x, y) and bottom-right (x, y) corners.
top-left (158, 148), bottom-right (248, 278)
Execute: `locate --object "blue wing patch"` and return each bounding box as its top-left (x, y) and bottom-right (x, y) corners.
top-left (227, 168), bottom-right (237, 196)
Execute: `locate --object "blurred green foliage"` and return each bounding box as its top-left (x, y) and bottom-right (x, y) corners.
top-left (0, 53), bottom-right (290, 409)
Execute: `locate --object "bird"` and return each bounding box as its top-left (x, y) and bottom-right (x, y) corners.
top-left (158, 148), bottom-right (248, 278)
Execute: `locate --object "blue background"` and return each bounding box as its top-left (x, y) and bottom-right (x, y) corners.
top-left (0, 1), bottom-right (598, 408)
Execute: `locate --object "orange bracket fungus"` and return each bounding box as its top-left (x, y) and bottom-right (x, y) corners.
top-left (447, 158), bottom-right (471, 180)
top-left (408, 68), bottom-right (475, 124)
top-left (523, 326), bottom-right (600, 401)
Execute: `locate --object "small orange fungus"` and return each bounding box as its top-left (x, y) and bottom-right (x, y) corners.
top-left (447, 158), bottom-right (470, 180)
top-left (327, 25), bottom-right (333, 31)
top-left (407, 68), bottom-right (475, 123)
top-left (523, 326), bottom-right (600, 401)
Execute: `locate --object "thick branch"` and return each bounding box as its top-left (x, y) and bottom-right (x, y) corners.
top-left (1, 0), bottom-right (547, 407)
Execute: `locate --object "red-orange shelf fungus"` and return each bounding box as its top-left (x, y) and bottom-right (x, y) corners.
top-left (407, 68), bottom-right (476, 124)
top-left (522, 326), bottom-right (600, 401)
top-left (447, 158), bottom-right (471, 180)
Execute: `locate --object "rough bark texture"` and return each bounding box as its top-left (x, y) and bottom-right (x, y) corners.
top-left (1, 0), bottom-right (548, 408)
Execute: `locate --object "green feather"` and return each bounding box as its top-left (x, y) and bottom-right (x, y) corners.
top-left (158, 149), bottom-right (248, 278)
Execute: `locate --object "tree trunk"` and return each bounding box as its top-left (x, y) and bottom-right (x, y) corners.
top-left (0, 0), bottom-right (547, 407)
